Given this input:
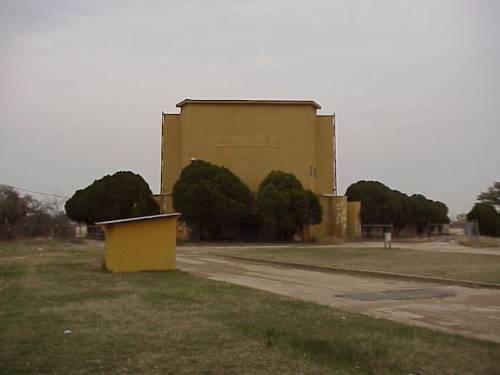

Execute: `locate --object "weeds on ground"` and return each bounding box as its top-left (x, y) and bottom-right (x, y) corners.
top-left (0, 240), bottom-right (499, 374)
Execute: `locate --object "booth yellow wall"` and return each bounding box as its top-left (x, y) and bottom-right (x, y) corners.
top-left (97, 214), bottom-right (180, 273)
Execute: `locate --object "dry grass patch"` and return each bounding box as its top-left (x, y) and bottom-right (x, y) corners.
top-left (459, 236), bottom-right (500, 248)
top-left (223, 246), bottom-right (500, 283)
top-left (0, 240), bottom-right (499, 374)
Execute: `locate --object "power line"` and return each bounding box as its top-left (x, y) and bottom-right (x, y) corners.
top-left (0, 183), bottom-right (70, 199)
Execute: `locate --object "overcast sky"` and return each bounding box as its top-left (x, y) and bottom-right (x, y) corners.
top-left (1, 0), bottom-right (499, 218)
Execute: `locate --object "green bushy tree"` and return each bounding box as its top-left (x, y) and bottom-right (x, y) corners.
top-left (65, 171), bottom-right (159, 224)
top-left (172, 160), bottom-right (254, 240)
top-left (345, 180), bottom-right (449, 229)
top-left (467, 202), bottom-right (500, 237)
top-left (256, 170), bottom-right (322, 240)
top-left (345, 181), bottom-right (398, 224)
top-left (478, 182), bottom-right (500, 209)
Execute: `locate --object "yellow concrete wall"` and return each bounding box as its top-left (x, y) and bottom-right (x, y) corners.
top-left (332, 196), bottom-right (348, 238)
top-left (104, 217), bottom-right (177, 272)
top-left (315, 116), bottom-right (335, 195)
top-left (311, 196), bottom-right (334, 240)
top-left (310, 196), bottom-right (359, 241)
top-left (347, 201), bottom-right (361, 238)
top-left (161, 102), bottom-right (333, 196)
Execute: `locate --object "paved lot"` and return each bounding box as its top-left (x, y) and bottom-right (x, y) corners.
top-left (177, 246), bottom-right (500, 343)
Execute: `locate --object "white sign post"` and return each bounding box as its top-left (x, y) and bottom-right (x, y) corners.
top-left (384, 232), bottom-right (392, 249)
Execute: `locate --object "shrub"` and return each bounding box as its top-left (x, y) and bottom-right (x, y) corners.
top-left (256, 170), bottom-right (322, 240)
top-left (172, 160), bottom-right (254, 240)
top-left (65, 171), bottom-right (159, 224)
top-left (467, 203), bottom-right (500, 237)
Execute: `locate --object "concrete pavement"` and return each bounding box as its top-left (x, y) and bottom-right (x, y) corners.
top-left (177, 246), bottom-right (500, 343)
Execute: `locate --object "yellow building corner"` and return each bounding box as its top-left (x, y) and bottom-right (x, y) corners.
top-left (97, 213), bottom-right (181, 273)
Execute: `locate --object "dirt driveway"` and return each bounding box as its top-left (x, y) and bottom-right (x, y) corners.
top-left (177, 246), bottom-right (500, 344)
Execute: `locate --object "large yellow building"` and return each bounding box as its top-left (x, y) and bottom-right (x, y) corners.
top-left (159, 99), bottom-right (359, 240)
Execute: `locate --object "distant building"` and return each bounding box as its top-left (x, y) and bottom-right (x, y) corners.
top-left (159, 99), bottom-right (359, 240)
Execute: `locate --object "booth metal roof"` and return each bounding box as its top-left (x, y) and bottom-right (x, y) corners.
top-left (96, 213), bottom-right (181, 226)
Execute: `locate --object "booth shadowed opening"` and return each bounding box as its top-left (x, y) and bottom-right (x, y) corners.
top-left (96, 213), bottom-right (181, 273)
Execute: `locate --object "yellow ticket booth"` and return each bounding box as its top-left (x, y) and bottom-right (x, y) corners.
top-left (96, 213), bottom-right (181, 272)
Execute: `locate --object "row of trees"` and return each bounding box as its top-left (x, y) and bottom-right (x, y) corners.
top-left (0, 186), bottom-right (74, 240)
top-left (173, 161), bottom-right (322, 240)
top-left (345, 180), bottom-right (449, 231)
top-left (62, 163), bottom-right (322, 241)
top-left (467, 182), bottom-right (500, 237)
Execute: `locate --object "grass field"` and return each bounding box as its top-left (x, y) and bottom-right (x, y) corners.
top-left (1, 240), bottom-right (499, 374)
top-left (223, 246), bottom-right (500, 284)
top-left (459, 236), bottom-right (500, 248)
